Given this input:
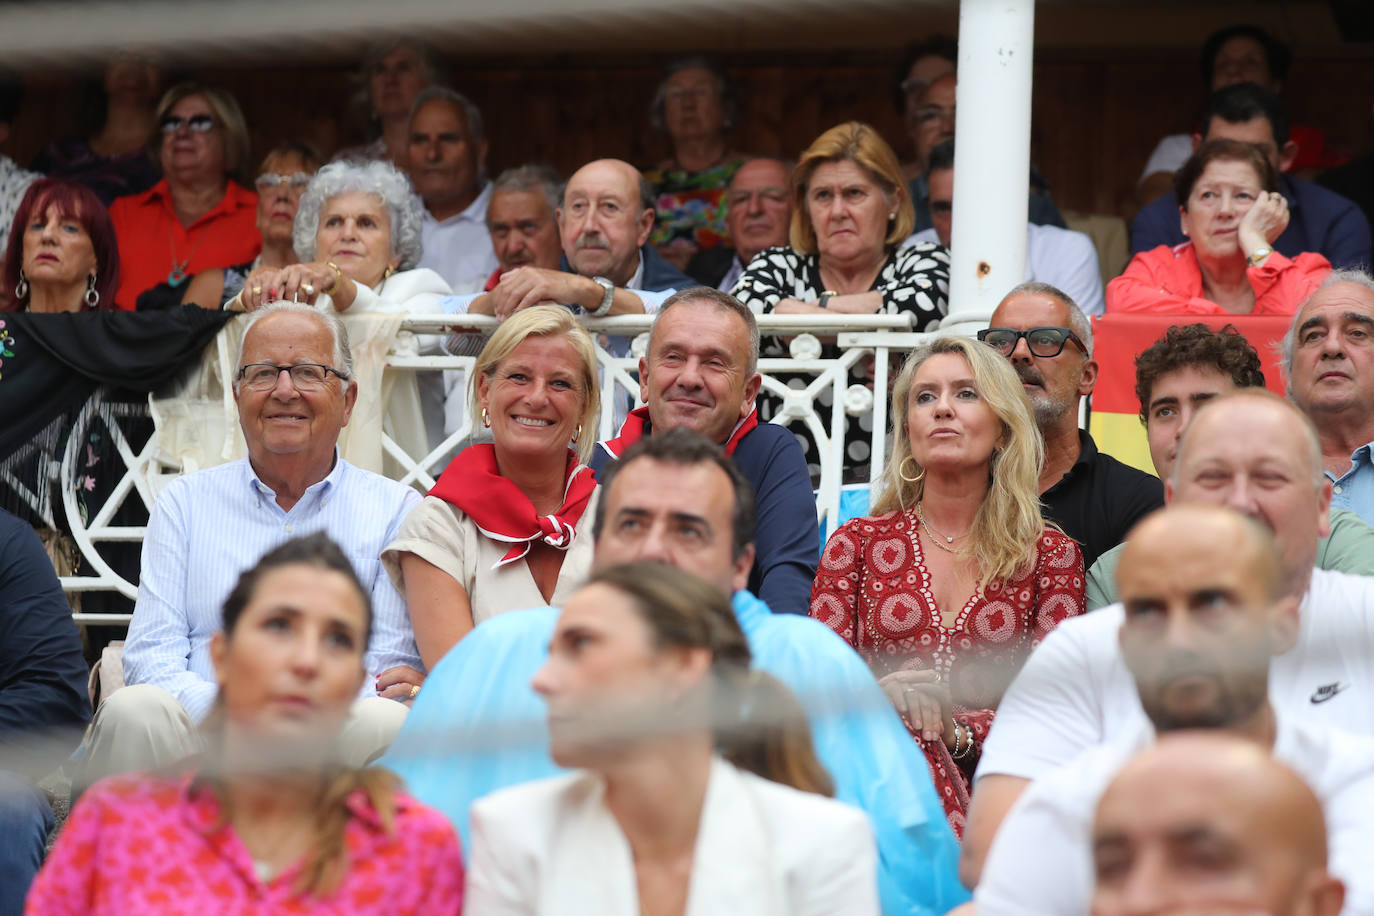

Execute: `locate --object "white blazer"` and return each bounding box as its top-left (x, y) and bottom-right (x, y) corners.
top-left (464, 757), bottom-right (879, 916)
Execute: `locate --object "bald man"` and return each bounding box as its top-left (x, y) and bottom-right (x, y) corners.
top-left (468, 157), bottom-right (697, 321)
top-left (1092, 734), bottom-right (1344, 916)
top-left (964, 390), bottom-right (1374, 884)
top-left (973, 505), bottom-right (1374, 915)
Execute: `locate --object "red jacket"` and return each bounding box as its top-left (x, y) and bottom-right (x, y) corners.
top-left (1106, 242), bottom-right (1330, 316)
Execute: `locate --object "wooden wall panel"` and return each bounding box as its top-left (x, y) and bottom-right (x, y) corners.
top-left (5, 49), bottom-right (1370, 225)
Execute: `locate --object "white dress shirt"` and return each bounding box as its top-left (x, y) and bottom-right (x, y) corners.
top-left (905, 224), bottom-right (1104, 315)
top-left (976, 714), bottom-right (1374, 915)
top-left (122, 455), bottom-right (422, 722)
top-left (419, 182), bottom-right (500, 295)
top-left (977, 568), bottom-right (1374, 785)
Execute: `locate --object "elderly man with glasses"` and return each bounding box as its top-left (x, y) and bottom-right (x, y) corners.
top-left (979, 282), bottom-right (1164, 568)
top-left (76, 302), bottom-right (424, 790)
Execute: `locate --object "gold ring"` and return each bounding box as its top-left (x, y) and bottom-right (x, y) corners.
top-left (251, 285), bottom-right (262, 296)
top-left (302, 282), bottom-right (315, 296)
top-left (408, 684), bottom-right (420, 700)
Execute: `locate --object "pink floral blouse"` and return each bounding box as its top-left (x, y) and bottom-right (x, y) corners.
top-left (25, 773), bottom-right (464, 915)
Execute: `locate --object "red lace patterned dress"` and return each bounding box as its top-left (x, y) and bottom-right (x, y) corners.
top-left (810, 509), bottom-right (1085, 836)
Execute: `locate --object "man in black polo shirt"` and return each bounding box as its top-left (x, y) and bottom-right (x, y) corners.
top-left (983, 282), bottom-right (1164, 567)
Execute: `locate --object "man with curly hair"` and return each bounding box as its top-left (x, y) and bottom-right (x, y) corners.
top-left (1084, 322), bottom-right (1374, 607)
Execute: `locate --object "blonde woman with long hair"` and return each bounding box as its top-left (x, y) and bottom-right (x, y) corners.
top-left (810, 335), bottom-right (1085, 835)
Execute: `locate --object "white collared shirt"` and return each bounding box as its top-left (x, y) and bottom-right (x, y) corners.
top-left (419, 182), bottom-right (500, 294)
top-left (122, 455), bottom-right (422, 721)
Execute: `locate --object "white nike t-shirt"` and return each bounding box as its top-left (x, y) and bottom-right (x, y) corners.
top-left (977, 567), bottom-right (1374, 783)
top-left (975, 715), bottom-right (1374, 915)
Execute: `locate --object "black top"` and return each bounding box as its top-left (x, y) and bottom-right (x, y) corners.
top-left (1040, 429), bottom-right (1165, 570)
top-left (0, 508), bottom-right (92, 775)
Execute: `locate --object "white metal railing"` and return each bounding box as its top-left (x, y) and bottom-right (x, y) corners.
top-left (45, 313), bottom-right (943, 623)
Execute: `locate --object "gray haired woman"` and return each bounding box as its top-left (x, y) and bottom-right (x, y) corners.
top-left (236, 159), bottom-right (451, 313)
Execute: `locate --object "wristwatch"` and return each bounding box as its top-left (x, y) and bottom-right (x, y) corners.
top-left (590, 276), bottom-right (615, 316)
top-left (1246, 246), bottom-right (1274, 268)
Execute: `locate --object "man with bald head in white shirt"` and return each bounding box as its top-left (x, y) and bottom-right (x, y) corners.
top-left (973, 504), bottom-right (1374, 915)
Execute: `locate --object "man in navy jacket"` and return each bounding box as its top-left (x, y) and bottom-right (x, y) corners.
top-left (0, 509), bottom-right (91, 914)
top-left (1131, 83), bottom-right (1371, 271)
top-left (590, 288), bottom-right (819, 614)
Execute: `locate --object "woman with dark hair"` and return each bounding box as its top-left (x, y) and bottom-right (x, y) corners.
top-left (2, 178), bottom-right (119, 312)
top-left (107, 82), bottom-right (260, 308)
top-left (30, 54), bottom-right (164, 205)
top-left (466, 561), bottom-right (878, 915)
top-left (644, 56), bottom-right (747, 271)
top-left (1109, 138), bottom-right (1329, 315)
top-left (26, 533), bottom-right (464, 913)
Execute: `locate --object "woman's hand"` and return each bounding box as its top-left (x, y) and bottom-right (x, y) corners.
top-left (251, 262), bottom-right (340, 306)
top-left (1239, 190), bottom-right (1290, 258)
top-left (376, 665), bottom-right (426, 704)
top-left (878, 669), bottom-right (955, 744)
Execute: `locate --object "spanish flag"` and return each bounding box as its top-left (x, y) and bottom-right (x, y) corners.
top-left (1087, 315), bottom-right (1294, 475)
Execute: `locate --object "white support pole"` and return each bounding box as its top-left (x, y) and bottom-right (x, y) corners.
top-left (941, 0), bottom-right (1036, 337)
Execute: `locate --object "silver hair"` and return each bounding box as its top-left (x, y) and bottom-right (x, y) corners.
top-left (1002, 280), bottom-right (1094, 357)
top-left (1279, 268), bottom-right (1374, 378)
top-left (490, 164), bottom-right (563, 213)
top-left (651, 288), bottom-right (760, 376)
top-left (293, 160), bottom-right (425, 271)
top-left (234, 302), bottom-right (355, 394)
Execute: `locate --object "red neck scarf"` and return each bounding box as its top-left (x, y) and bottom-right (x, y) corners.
top-left (599, 406), bottom-right (760, 460)
top-left (429, 444), bottom-right (597, 568)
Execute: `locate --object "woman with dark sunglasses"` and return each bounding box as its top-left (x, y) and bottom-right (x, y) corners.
top-left (106, 82), bottom-right (259, 309)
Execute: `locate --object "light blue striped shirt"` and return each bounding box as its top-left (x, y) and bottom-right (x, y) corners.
top-left (122, 455), bottom-right (422, 722)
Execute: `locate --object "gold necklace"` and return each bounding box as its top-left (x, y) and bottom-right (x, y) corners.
top-left (915, 502), bottom-right (970, 548)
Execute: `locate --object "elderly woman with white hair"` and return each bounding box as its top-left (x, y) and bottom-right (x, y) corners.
top-left (235, 159), bottom-right (451, 314)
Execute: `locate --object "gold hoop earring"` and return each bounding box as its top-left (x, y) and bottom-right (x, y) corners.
top-left (899, 456), bottom-right (925, 484)
top-left (481, 407), bottom-right (491, 428)
top-left (573, 423), bottom-right (582, 442)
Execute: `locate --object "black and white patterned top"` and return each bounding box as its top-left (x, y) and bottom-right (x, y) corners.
top-left (730, 243), bottom-right (951, 483)
top-left (731, 242), bottom-right (950, 333)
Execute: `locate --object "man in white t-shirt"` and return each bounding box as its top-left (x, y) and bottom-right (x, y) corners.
top-left (1091, 734), bottom-right (1345, 916)
top-left (974, 504), bottom-right (1374, 915)
top-left (962, 388), bottom-right (1374, 885)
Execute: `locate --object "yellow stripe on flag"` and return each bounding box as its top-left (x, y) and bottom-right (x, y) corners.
top-left (1088, 411), bottom-right (1157, 476)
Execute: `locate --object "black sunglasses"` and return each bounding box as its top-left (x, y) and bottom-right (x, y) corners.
top-left (977, 326), bottom-right (1087, 358)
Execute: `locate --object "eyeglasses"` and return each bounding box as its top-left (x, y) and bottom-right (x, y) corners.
top-left (664, 86), bottom-right (716, 104)
top-left (255, 172), bottom-right (313, 192)
top-left (977, 327), bottom-right (1087, 358)
top-left (159, 114), bottom-right (216, 134)
top-left (237, 363), bottom-right (350, 391)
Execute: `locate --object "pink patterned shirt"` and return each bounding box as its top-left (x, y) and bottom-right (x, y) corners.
top-left (25, 773), bottom-right (464, 915)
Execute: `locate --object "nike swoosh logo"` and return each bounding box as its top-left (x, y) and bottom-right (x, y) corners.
top-left (1311, 683), bottom-right (1348, 704)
